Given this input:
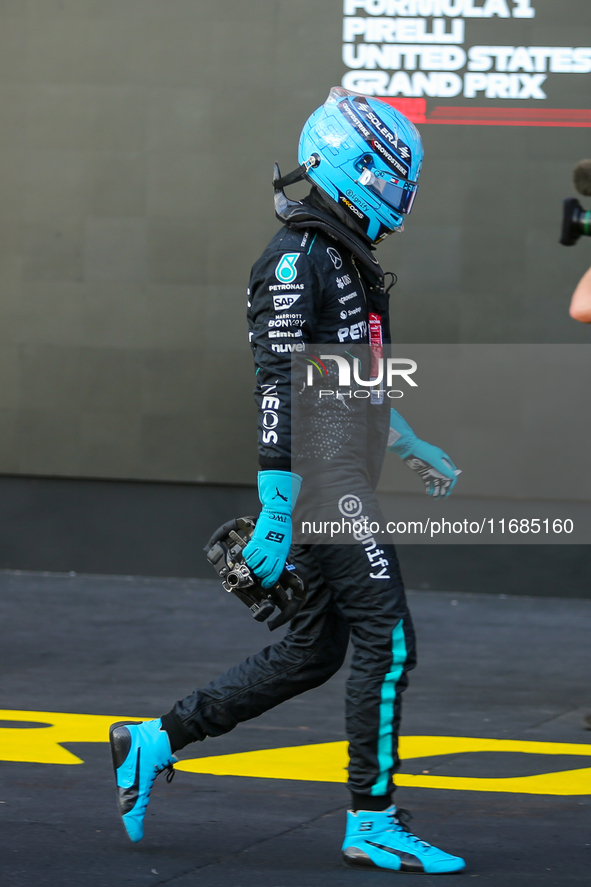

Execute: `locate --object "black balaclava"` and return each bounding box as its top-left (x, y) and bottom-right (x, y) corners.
top-left (304, 185), bottom-right (373, 245)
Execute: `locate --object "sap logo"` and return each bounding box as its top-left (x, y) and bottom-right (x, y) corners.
top-left (273, 293), bottom-right (301, 311)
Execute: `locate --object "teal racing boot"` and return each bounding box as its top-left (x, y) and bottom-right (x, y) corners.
top-left (109, 718), bottom-right (177, 842)
top-left (342, 806), bottom-right (466, 874)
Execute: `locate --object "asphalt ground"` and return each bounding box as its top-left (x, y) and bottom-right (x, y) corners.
top-left (0, 569), bottom-right (590, 886)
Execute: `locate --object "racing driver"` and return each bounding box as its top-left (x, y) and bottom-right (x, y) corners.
top-left (109, 87), bottom-right (465, 875)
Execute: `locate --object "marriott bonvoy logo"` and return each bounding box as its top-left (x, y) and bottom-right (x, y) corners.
top-left (305, 353), bottom-right (418, 399)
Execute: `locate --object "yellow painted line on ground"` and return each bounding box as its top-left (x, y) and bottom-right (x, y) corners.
top-left (176, 735), bottom-right (591, 796)
top-left (0, 709), bottom-right (147, 765)
top-left (1, 709), bottom-right (590, 795)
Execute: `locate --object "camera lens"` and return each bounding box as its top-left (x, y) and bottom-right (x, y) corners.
top-left (560, 198), bottom-right (591, 246)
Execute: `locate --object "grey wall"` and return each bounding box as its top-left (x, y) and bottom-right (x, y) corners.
top-left (0, 0), bottom-right (345, 484)
top-left (378, 345), bottom-right (591, 500)
top-left (0, 1), bottom-right (590, 488)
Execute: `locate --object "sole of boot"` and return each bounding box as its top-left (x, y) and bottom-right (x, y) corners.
top-left (109, 721), bottom-right (145, 841)
top-left (342, 852), bottom-right (465, 875)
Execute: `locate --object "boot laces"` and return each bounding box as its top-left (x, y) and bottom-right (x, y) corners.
top-left (157, 755), bottom-right (176, 784)
top-left (388, 808), bottom-right (432, 852)
top-left (135, 758), bottom-right (175, 816)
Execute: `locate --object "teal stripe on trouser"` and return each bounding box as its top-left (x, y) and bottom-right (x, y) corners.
top-left (370, 619), bottom-right (408, 796)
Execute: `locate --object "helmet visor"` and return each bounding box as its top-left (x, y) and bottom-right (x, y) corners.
top-left (359, 167), bottom-right (418, 215)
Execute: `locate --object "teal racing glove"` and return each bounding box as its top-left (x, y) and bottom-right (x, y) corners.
top-left (387, 408), bottom-right (460, 499)
top-left (243, 470), bottom-right (302, 588)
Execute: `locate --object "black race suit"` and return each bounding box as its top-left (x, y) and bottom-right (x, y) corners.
top-left (162, 195), bottom-right (417, 806)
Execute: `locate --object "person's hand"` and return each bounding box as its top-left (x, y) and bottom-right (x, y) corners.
top-left (387, 409), bottom-right (460, 499)
top-left (402, 441), bottom-right (459, 499)
top-left (243, 471), bottom-right (302, 587)
top-left (569, 265), bottom-right (591, 323)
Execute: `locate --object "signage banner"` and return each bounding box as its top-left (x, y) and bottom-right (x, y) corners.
top-left (341, 0), bottom-right (591, 126)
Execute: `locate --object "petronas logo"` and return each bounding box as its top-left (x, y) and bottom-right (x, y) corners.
top-left (275, 253), bottom-right (300, 283)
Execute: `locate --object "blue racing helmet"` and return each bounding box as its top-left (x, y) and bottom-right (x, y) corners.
top-left (298, 87), bottom-right (424, 244)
